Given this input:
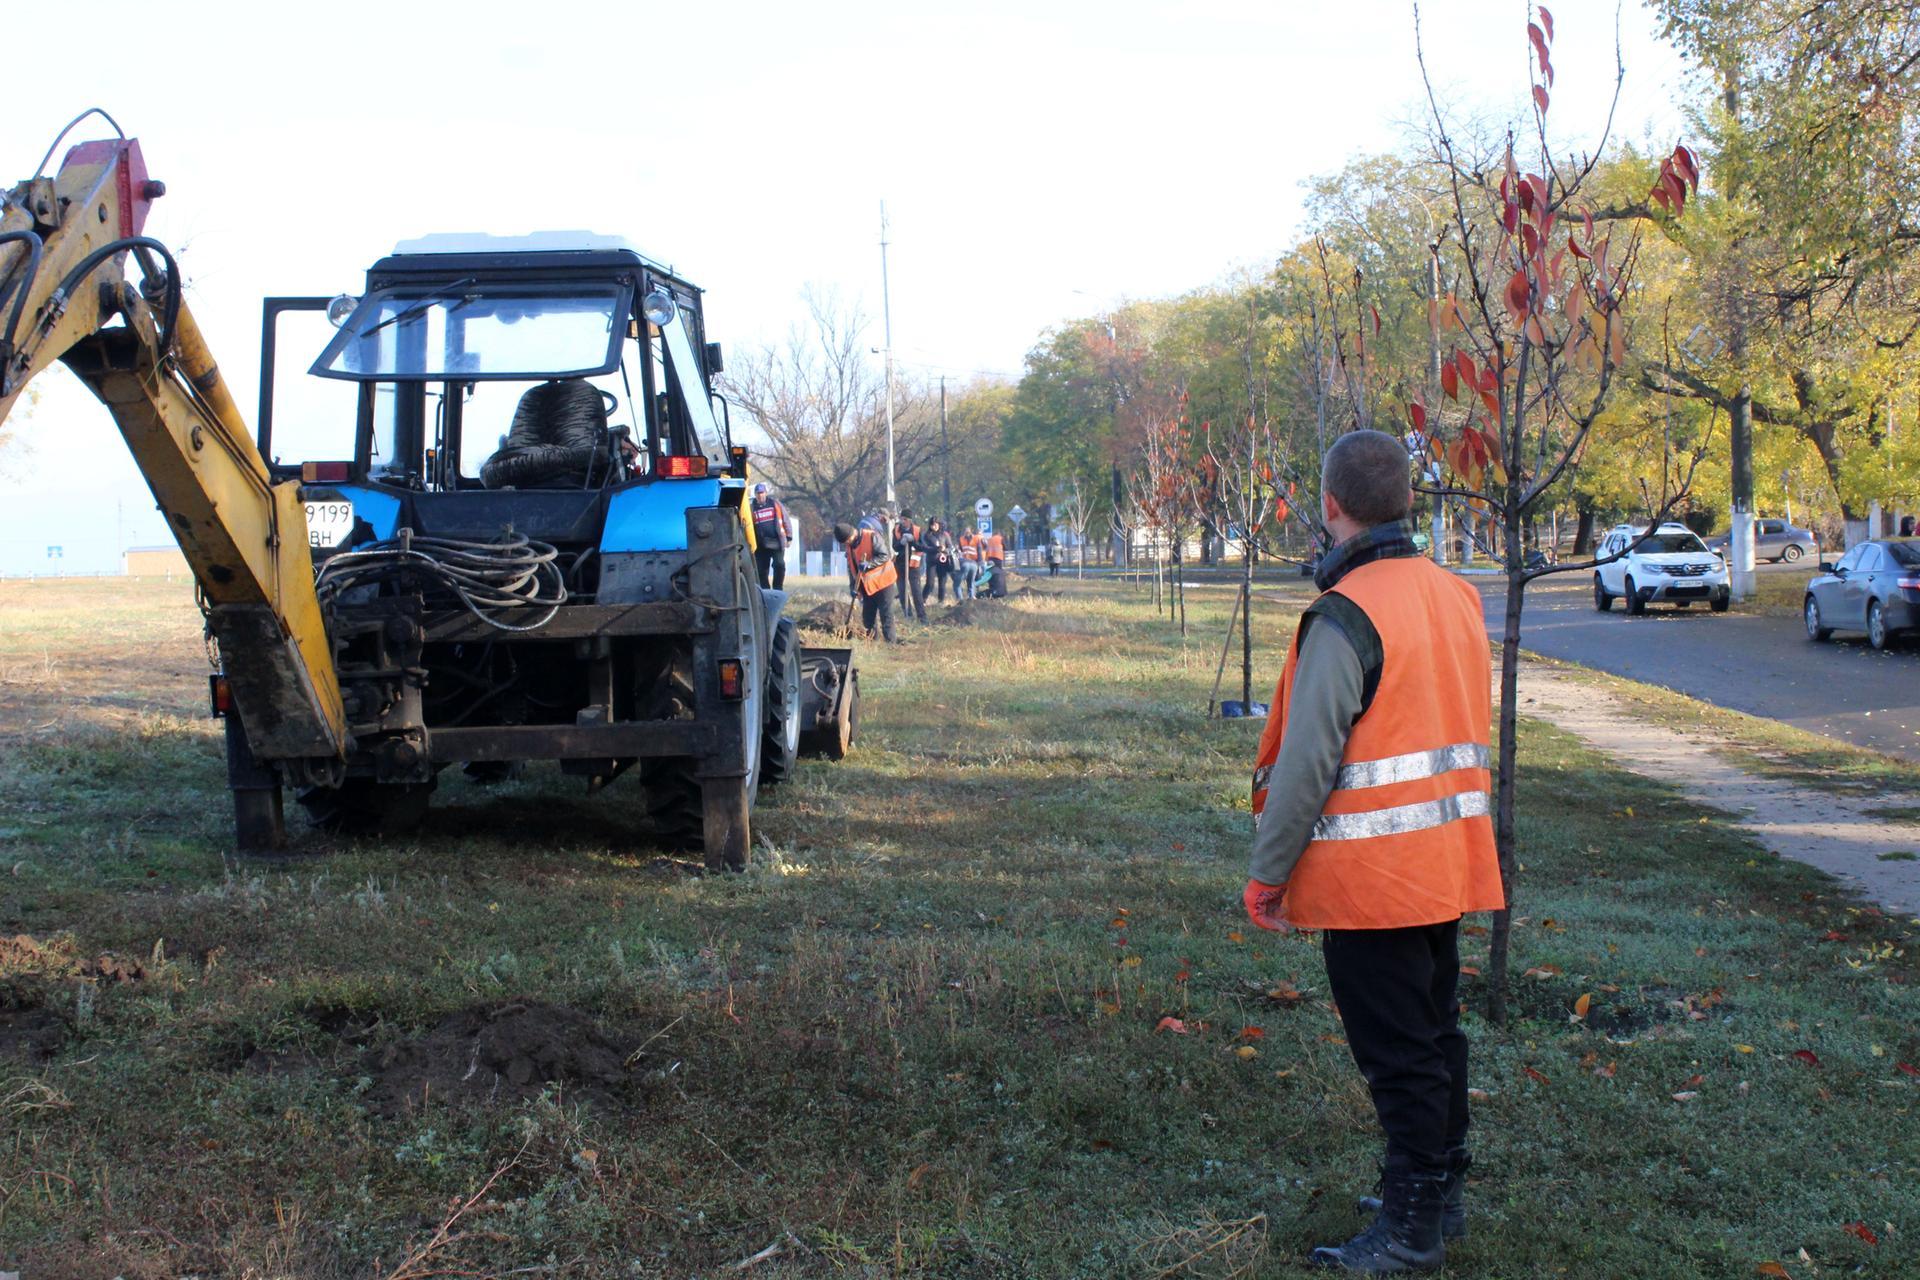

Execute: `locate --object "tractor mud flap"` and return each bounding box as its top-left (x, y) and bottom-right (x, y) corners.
top-left (797, 646), bottom-right (859, 760)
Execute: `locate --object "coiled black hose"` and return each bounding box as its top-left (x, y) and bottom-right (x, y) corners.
top-left (315, 531), bottom-right (569, 632)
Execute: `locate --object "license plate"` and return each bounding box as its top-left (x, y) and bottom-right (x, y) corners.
top-left (304, 500), bottom-right (355, 549)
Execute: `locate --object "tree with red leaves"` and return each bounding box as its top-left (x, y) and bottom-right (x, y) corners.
top-left (1413, 4), bottom-right (1709, 1022)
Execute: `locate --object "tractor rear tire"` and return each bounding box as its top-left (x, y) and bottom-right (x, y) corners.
top-left (760, 618), bottom-right (802, 788)
top-left (641, 757), bottom-right (704, 850)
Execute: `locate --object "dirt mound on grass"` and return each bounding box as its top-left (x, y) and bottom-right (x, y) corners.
top-left (797, 601), bottom-right (847, 630)
top-left (365, 999), bottom-right (631, 1112)
top-left (1, 932), bottom-right (147, 983)
top-left (934, 598), bottom-right (1001, 627)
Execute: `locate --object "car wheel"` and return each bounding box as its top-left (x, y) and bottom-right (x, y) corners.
top-left (1781, 543), bottom-right (1804, 563)
top-left (1805, 595), bottom-right (1832, 642)
top-left (1710, 587), bottom-right (1730, 613)
top-left (1593, 574), bottom-right (1613, 612)
top-left (1624, 576), bottom-right (1645, 615)
top-left (1868, 599), bottom-right (1890, 651)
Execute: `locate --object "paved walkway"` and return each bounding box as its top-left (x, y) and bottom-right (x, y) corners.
top-left (1516, 661), bottom-right (1920, 918)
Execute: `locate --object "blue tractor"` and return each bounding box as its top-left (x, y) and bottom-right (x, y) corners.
top-left (240, 233), bottom-right (858, 868)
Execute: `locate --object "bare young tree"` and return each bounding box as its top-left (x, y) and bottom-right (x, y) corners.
top-left (722, 288), bottom-right (944, 545)
top-left (1057, 474), bottom-right (1096, 576)
top-left (1412, 5), bottom-right (1705, 1021)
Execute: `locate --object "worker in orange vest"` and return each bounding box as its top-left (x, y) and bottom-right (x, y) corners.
top-left (835, 517), bottom-right (900, 643)
top-left (1243, 430), bottom-right (1503, 1274)
top-left (955, 530), bottom-right (983, 599)
top-left (893, 508), bottom-right (927, 623)
top-left (982, 529), bottom-right (1007, 598)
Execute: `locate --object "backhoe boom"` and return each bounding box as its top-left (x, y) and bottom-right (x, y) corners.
top-left (1, 127), bottom-right (345, 765)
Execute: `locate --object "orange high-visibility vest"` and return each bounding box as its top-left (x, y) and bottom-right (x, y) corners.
top-left (984, 533), bottom-right (1006, 560)
top-left (848, 528), bottom-right (898, 596)
top-left (1249, 554), bottom-right (1504, 930)
top-left (959, 534), bottom-right (981, 562)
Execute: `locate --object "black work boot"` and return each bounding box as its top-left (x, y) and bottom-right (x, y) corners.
top-left (1312, 1169), bottom-right (1447, 1273)
top-left (1357, 1147), bottom-right (1469, 1240)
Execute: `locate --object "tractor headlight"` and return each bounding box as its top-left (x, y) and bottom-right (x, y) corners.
top-left (325, 294), bottom-right (360, 328)
top-left (641, 289), bottom-right (677, 327)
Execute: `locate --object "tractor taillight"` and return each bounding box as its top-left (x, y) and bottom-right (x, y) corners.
top-left (659, 455), bottom-right (709, 479)
top-left (209, 673), bottom-right (233, 716)
top-left (717, 658), bottom-right (744, 700)
top-left (301, 461), bottom-right (351, 483)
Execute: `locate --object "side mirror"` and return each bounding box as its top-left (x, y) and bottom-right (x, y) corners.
top-left (706, 341), bottom-right (725, 375)
top-left (1818, 561), bottom-right (1837, 574)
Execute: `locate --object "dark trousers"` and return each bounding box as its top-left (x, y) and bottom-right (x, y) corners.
top-left (925, 559), bottom-right (948, 603)
top-left (898, 560), bottom-right (926, 621)
top-left (859, 589), bottom-right (897, 642)
top-left (754, 546), bottom-right (785, 590)
top-left (1322, 919), bottom-right (1469, 1176)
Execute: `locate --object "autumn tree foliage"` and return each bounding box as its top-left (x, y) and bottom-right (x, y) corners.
top-left (1648, 0), bottom-right (1920, 528)
top-left (1412, 5), bottom-right (1705, 1022)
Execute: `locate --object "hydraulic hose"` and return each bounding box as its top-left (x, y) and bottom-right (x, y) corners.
top-left (30, 108), bottom-right (125, 181)
top-left (315, 532), bottom-right (569, 632)
top-left (0, 229), bottom-right (45, 379)
top-left (48, 235), bottom-right (181, 353)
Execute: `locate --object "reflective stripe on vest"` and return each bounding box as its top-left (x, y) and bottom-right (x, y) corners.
top-left (1336, 742), bottom-right (1489, 790)
top-left (1252, 742), bottom-right (1487, 810)
top-left (1312, 788), bottom-right (1490, 842)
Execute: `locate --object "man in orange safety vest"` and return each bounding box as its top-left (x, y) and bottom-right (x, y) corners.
top-left (1243, 429), bottom-right (1504, 1274)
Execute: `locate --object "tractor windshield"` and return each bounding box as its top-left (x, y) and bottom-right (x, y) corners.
top-left (311, 282), bottom-right (631, 381)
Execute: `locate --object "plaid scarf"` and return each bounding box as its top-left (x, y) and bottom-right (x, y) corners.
top-left (1314, 520), bottom-right (1420, 591)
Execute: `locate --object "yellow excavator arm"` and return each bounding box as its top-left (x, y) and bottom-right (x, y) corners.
top-left (1, 119), bottom-right (345, 763)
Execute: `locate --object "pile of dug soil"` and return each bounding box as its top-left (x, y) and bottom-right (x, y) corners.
top-left (364, 999), bottom-right (631, 1112)
top-left (934, 598), bottom-right (1009, 627)
top-left (1, 931), bottom-right (146, 983)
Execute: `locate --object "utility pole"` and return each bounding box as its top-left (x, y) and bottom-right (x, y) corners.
top-left (938, 375), bottom-right (952, 523)
top-left (879, 201), bottom-right (897, 506)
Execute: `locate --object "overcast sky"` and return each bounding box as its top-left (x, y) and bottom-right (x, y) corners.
top-left (1, 0), bottom-right (1690, 574)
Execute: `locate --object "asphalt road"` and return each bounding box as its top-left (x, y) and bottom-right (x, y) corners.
top-left (1477, 565), bottom-right (1920, 763)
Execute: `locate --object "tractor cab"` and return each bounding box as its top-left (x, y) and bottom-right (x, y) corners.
top-left (258, 233), bottom-right (746, 599)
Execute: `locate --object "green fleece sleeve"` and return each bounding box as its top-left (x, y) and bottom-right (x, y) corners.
top-left (1248, 617), bottom-right (1365, 887)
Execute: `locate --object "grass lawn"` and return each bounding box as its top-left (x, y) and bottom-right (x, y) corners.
top-left (0, 576), bottom-right (1915, 1278)
top-left (1729, 567), bottom-right (1821, 620)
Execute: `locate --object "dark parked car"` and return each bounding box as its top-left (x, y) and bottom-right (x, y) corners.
top-left (1803, 540), bottom-right (1920, 650)
top-left (1707, 518), bottom-right (1819, 563)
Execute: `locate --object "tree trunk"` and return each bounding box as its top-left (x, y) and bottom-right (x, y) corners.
top-left (1167, 545), bottom-right (1182, 637)
top-left (1571, 503), bottom-right (1595, 558)
top-left (1486, 514), bottom-right (1526, 1028)
top-left (1240, 555), bottom-right (1254, 708)
top-left (1807, 421), bottom-right (1863, 522)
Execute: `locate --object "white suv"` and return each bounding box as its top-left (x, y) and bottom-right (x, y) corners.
top-left (1594, 523), bottom-right (1731, 615)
